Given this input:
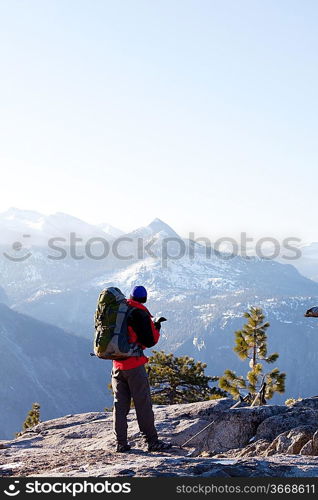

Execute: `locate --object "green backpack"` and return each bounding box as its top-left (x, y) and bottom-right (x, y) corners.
top-left (93, 287), bottom-right (143, 360)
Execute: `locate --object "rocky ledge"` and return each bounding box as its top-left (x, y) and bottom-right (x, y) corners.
top-left (1, 397), bottom-right (318, 477)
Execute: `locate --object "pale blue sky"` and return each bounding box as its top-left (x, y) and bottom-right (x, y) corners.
top-left (0, 0), bottom-right (317, 241)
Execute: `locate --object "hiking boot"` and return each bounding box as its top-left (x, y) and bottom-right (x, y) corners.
top-left (147, 440), bottom-right (172, 452)
top-left (116, 444), bottom-right (131, 453)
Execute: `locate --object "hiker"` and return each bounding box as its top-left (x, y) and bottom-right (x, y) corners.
top-left (111, 285), bottom-right (171, 453)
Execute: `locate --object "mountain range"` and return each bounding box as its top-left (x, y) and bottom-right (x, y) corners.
top-left (0, 207), bottom-right (123, 245)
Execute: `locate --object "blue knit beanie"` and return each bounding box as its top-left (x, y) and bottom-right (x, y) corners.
top-left (130, 285), bottom-right (147, 303)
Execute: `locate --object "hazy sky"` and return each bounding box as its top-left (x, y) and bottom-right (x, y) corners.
top-left (0, 0), bottom-right (317, 241)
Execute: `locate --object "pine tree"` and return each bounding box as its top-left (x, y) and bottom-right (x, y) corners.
top-left (146, 350), bottom-right (227, 404)
top-left (219, 307), bottom-right (286, 404)
top-left (22, 402), bottom-right (41, 431)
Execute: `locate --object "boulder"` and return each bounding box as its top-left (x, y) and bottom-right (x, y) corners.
top-left (255, 408), bottom-right (318, 442)
top-left (300, 429), bottom-right (318, 456)
top-left (265, 426), bottom-right (316, 456)
top-left (203, 405), bottom-right (286, 453)
top-left (291, 397), bottom-right (318, 411)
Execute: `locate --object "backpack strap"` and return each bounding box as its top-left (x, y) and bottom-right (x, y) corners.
top-left (107, 287), bottom-right (125, 303)
top-left (125, 306), bottom-right (144, 356)
top-left (113, 302), bottom-right (129, 335)
top-left (126, 306), bottom-right (137, 318)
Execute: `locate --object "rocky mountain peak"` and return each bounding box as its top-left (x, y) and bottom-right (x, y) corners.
top-left (1, 398), bottom-right (318, 477)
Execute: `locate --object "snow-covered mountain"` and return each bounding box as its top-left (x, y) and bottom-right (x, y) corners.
top-left (97, 222), bottom-right (124, 238)
top-left (126, 217), bottom-right (180, 240)
top-left (1, 212), bottom-right (318, 414)
top-left (0, 208), bottom-right (123, 244)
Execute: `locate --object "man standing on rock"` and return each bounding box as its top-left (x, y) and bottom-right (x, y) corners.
top-left (111, 285), bottom-right (171, 453)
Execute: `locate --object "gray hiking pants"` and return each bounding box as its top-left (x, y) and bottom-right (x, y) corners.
top-left (111, 365), bottom-right (158, 446)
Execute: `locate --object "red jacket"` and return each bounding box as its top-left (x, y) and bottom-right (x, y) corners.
top-left (113, 299), bottom-right (160, 370)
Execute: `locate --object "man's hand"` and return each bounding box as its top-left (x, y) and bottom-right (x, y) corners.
top-left (153, 321), bottom-right (161, 331)
top-left (153, 317), bottom-right (167, 331)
